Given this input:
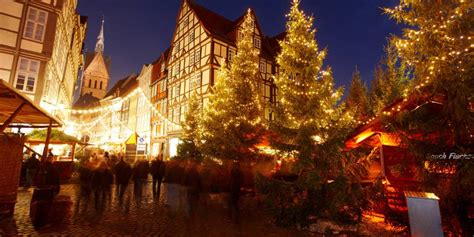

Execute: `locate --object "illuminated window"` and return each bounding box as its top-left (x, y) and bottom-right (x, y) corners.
top-left (189, 32), bottom-right (195, 43)
top-left (253, 36), bottom-right (261, 49)
top-left (228, 48), bottom-right (236, 62)
top-left (190, 73), bottom-right (201, 89)
top-left (15, 58), bottom-right (39, 92)
top-left (194, 49), bottom-right (201, 64)
top-left (260, 61), bottom-right (266, 73)
top-left (24, 7), bottom-right (47, 42)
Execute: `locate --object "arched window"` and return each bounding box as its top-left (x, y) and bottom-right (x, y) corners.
top-left (94, 80), bottom-right (97, 89)
top-left (100, 81), bottom-right (103, 90)
top-left (88, 79), bottom-right (91, 87)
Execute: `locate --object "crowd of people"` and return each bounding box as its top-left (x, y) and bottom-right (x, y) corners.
top-left (21, 150), bottom-right (243, 223)
top-left (76, 153), bottom-right (166, 210)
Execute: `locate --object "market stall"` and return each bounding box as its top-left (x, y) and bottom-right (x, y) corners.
top-left (0, 80), bottom-right (61, 216)
top-left (26, 129), bottom-right (80, 180)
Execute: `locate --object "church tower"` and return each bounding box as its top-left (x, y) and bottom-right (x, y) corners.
top-left (80, 18), bottom-right (111, 99)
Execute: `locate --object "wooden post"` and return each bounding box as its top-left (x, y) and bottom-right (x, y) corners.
top-left (42, 119), bottom-right (53, 160)
top-left (70, 142), bottom-right (76, 161)
top-left (378, 133), bottom-right (386, 177)
top-left (0, 102), bottom-right (26, 132)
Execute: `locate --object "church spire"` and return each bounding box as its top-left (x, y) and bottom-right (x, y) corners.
top-left (95, 16), bottom-right (105, 53)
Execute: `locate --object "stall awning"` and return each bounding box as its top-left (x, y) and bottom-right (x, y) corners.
top-left (0, 80), bottom-right (62, 130)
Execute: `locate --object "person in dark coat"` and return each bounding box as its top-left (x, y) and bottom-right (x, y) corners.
top-left (91, 162), bottom-right (112, 211)
top-left (76, 161), bottom-right (93, 213)
top-left (114, 157), bottom-right (132, 200)
top-left (150, 155), bottom-right (165, 198)
top-left (229, 161), bottom-right (242, 223)
top-left (25, 153), bottom-right (40, 188)
top-left (31, 155), bottom-right (60, 228)
top-left (36, 155), bottom-right (60, 196)
top-left (183, 161), bottom-right (201, 218)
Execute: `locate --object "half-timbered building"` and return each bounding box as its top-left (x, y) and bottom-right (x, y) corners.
top-left (152, 0), bottom-right (282, 158)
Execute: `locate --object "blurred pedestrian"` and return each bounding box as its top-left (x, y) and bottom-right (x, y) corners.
top-left (31, 154), bottom-right (60, 228)
top-left (229, 161), bottom-right (242, 223)
top-left (76, 161), bottom-right (93, 213)
top-left (150, 155), bottom-right (165, 198)
top-left (183, 161), bottom-right (201, 218)
top-left (114, 157), bottom-right (132, 201)
top-left (25, 153), bottom-right (40, 188)
top-left (91, 162), bottom-right (112, 211)
top-left (36, 154), bottom-right (60, 195)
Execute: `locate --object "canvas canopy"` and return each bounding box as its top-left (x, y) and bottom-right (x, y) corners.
top-left (0, 80), bottom-right (61, 131)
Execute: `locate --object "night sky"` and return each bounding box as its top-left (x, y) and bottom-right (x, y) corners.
top-left (77, 0), bottom-right (402, 91)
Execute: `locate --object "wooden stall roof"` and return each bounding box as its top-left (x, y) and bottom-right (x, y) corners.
top-left (345, 93), bottom-right (446, 149)
top-left (0, 80), bottom-right (62, 128)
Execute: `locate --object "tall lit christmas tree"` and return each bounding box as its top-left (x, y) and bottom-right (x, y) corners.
top-left (386, 1), bottom-right (473, 233)
top-left (272, 0), bottom-right (351, 178)
top-left (347, 66), bottom-right (371, 121)
top-left (200, 9), bottom-right (264, 161)
top-left (259, 0), bottom-right (365, 226)
top-left (369, 45), bottom-right (410, 115)
top-left (177, 92), bottom-right (202, 161)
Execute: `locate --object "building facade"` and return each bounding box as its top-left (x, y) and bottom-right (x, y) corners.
top-left (0, 0), bottom-right (86, 115)
top-left (150, 0), bottom-right (280, 158)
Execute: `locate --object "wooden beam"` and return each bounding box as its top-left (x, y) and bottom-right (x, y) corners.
top-left (0, 102), bottom-right (26, 132)
top-left (42, 119), bottom-right (53, 160)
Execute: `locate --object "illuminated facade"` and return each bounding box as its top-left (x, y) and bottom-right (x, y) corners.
top-left (150, 0), bottom-right (280, 158)
top-left (0, 0), bottom-right (86, 116)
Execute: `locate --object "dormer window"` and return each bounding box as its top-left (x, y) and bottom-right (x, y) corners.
top-left (238, 30), bottom-right (244, 41)
top-left (253, 36), bottom-right (261, 49)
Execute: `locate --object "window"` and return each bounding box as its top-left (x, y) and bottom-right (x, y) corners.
top-left (100, 81), bottom-right (103, 90)
top-left (175, 85), bottom-right (180, 98)
top-left (194, 49), bottom-right (201, 64)
top-left (189, 53), bottom-right (195, 66)
top-left (183, 16), bottom-right (189, 27)
top-left (190, 73), bottom-right (201, 89)
top-left (174, 44), bottom-right (180, 56)
top-left (15, 58), bottom-right (39, 92)
top-left (94, 80), bottom-right (97, 89)
top-left (88, 79), bottom-right (91, 87)
top-left (24, 8), bottom-right (47, 42)
top-left (238, 30), bottom-right (244, 41)
top-left (253, 36), bottom-right (261, 49)
top-left (260, 61), bottom-right (266, 73)
top-left (189, 32), bottom-right (195, 43)
top-left (160, 62), bottom-right (165, 73)
top-left (228, 48), bottom-right (236, 62)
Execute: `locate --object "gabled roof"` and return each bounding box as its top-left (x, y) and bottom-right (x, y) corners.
top-left (188, 1), bottom-right (234, 42)
top-left (104, 74), bottom-right (138, 98)
top-left (151, 47), bottom-right (171, 85)
top-left (72, 92), bottom-right (100, 109)
top-left (186, 0), bottom-right (284, 60)
top-left (84, 51), bottom-right (111, 75)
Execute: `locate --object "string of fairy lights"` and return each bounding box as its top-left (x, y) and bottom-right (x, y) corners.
top-left (352, 2), bottom-right (472, 126)
top-left (51, 1), bottom-right (469, 138)
top-left (55, 87), bottom-right (181, 138)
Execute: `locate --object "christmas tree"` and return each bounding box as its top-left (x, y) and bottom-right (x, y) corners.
top-left (272, 0), bottom-right (351, 180)
top-left (385, 1), bottom-right (473, 233)
top-left (370, 45), bottom-right (410, 116)
top-left (346, 66), bottom-right (371, 121)
top-left (177, 92), bottom-right (202, 161)
top-left (259, 0), bottom-right (364, 226)
top-left (200, 9), bottom-right (264, 161)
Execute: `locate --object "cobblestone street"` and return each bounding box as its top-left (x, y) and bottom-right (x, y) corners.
top-left (0, 181), bottom-right (308, 236)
